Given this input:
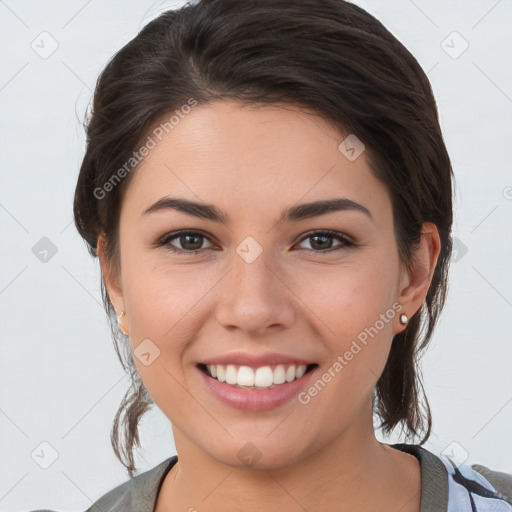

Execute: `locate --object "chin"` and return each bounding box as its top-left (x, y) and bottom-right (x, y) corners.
top-left (205, 435), bottom-right (310, 471)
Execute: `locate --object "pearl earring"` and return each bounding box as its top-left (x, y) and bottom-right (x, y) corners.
top-left (399, 313), bottom-right (408, 325)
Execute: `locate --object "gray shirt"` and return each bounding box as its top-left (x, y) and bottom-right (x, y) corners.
top-left (30, 443), bottom-right (512, 512)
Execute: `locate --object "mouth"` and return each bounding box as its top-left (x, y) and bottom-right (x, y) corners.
top-left (197, 362), bottom-right (319, 390)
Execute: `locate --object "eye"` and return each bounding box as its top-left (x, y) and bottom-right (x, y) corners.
top-left (295, 230), bottom-right (356, 253)
top-left (157, 230), bottom-right (215, 254)
top-left (156, 229), bottom-right (356, 255)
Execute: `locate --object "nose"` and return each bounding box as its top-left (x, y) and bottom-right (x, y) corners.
top-left (214, 248), bottom-right (295, 337)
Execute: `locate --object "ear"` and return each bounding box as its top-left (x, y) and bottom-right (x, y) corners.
top-left (395, 222), bottom-right (441, 333)
top-left (97, 232), bottom-right (125, 318)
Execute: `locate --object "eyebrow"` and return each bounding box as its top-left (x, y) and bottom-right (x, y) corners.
top-left (142, 196), bottom-right (373, 223)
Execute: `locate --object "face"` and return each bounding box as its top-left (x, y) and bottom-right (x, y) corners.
top-left (101, 100), bottom-right (436, 469)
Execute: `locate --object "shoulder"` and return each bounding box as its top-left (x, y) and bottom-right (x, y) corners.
top-left (392, 443), bottom-right (512, 511)
top-left (468, 463), bottom-right (512, 505)
top-left (439, 451), bottom-right (512, 511)
top-left (81, 455), bottom-right (178, 512)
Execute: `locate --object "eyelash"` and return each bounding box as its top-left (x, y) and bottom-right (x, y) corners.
top-left (155, 229), bottom-right (357, 255)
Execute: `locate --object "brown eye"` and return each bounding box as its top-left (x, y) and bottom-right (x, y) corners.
top-left (297, 230), bottom-right (355, 253)
top-left (158, 230), bottom-right (215, 254)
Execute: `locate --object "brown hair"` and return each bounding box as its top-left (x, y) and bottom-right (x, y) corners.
top-left (73, 0), bottom-right (453, 477)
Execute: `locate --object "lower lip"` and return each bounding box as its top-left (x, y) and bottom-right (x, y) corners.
top-left (197, 365), bottom-right (318, 411)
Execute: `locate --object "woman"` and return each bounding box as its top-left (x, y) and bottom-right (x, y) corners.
top-left (40, 0), bottom-right (512, 510)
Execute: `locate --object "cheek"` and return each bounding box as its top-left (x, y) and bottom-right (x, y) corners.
top-left (122, 247), bottom-right (215, 333)
top-left (290, 258), bottom-right (398, 400)
top-left (293, 258), bottom-right (398, 335)
top-left (294, 266), bottom-right (397, 421)
top-left (131, 353), bottom-right (197, 427)
top-left (122, 262), bottom-right (202, 410)
top-left (119, 251), bottom-right (208, 387)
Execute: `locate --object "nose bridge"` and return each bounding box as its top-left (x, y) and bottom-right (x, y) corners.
top-left (215, 238), bottom-right (294, 333)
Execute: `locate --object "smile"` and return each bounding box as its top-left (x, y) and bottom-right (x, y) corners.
top-left (198, 363), bottom-right (317, 389)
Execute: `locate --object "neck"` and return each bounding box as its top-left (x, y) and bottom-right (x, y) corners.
top-left (156, 401), bottom-right (421, 512)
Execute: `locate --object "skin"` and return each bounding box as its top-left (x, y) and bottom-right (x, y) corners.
top-left (98, 100), bottom-right (440, 512)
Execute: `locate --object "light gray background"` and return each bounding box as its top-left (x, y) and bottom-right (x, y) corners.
top-left (1, 0), bottom-right (511, 510)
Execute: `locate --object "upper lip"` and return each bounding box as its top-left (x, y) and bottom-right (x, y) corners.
top-left (201, 351), bottom-right (315, 368)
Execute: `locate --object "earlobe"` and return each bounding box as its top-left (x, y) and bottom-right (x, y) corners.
top-left (117, 311), bottom-right (130, 337)
top-left (396, 222), bottom-right (440, 328)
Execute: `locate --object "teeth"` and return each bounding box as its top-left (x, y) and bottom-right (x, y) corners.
top-left (273, 365), bottom-right (286, 384)
top-left (238, 366), bottom-right (255, 386)
top-left (285, 365), bottom-right (296, 382)
top-left (204, 363), bottom-right (310, 388)
top-left (225, 365), bottom-right (237, 385)
top-left (255, 366), bottom-right (273, 387)
top-left (216, 365), bottom-right (225, 382)
top-left (295, 365), bottom-right (307, 378)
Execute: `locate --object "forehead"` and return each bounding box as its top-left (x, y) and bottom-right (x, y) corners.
top-left (121, 100), bottom-right (392, 224)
